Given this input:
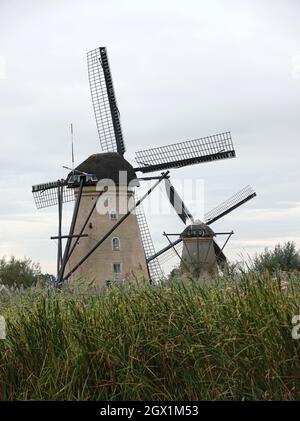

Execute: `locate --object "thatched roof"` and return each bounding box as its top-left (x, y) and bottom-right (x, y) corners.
top-left (74, 152), bottom-right (138, 186)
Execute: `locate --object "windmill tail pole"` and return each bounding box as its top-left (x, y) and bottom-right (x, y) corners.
top-left (63, 171), bottom-right (170, 282)
top-left (57, 179), bottom-right (84, 285)
top-left (56, 184), bottom-right (63, 278)
top-left (71, 123), bottom-right (75, 170)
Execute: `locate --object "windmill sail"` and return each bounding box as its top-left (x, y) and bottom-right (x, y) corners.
top-left (87, 47), bottom-right (125, 155)
top-left (135, 197), bottom-right (164, 283)
top-left (205, 185), bottom-right (256, 225)
top-left (32, 180), bottom-right (74, 209)
top-left (146, 238), bottom-right (182, 263)
top-left (134, 132), bottom-right (235, 173)
top-left (164, 178), bottom-right (194, 224)
top-left (157, 241), bottom-right (183, 266)
top-left (213, 241), bottom-right (227, 263)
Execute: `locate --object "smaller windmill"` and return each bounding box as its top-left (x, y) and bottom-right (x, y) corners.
top-left (147, 182), bottom-right (257, 282)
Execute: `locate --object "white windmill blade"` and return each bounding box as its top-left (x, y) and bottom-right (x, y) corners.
top-left (134, 132), bottom-right (235, 173)
top-left (205, 185), bottom-right (257, 225)
top-left (32, 180), bottom-right (74, 209)
top-left (164, 178), bottom-right (194, 225)
top-left (157, 241), bottom-right (183, 266)
top-left (87, 47), bottom-right (126, 155)
top-left (213, 240), bottom-right (227, 264)
top-left (134, 195), bottom-right (164, 283)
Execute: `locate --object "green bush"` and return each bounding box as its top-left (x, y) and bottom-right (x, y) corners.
top-left (0, 256), bottom-right (54, 288)
top-left (253, 242), bottom-right (300, 273)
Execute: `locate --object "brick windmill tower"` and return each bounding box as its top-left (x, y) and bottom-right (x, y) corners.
top-left (66, 153), bottom-right (150, 285)
top-left (32, 47), bottom-right (240, 287)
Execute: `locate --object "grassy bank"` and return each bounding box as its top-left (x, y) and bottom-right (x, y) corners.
top-left (0, 273), bottom-right (300, 400)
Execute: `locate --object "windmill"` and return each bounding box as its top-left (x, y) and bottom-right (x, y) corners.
top-left (32, 46), bottom-right (246, 286)
top-left (147, 182), bottom-right (257, 282)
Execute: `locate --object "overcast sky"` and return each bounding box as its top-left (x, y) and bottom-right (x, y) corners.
top-left (0, 0), bottom-right (299, 274)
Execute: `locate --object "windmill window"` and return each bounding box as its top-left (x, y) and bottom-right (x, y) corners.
top-left (112, 237), bottom-right (120, 251)
top-left (110, 211), bottom-right (118, 221)
top-left (113, 263), bottom-right (122, 274)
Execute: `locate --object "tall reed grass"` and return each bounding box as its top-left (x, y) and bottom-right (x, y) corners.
top-left (0, 272), bottom-right (299, 400)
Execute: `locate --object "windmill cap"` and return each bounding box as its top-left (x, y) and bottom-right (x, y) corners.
top-left (180, 222), bottom-right (215, 238)
top-left (69, 152), bottom-right (138, 186)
